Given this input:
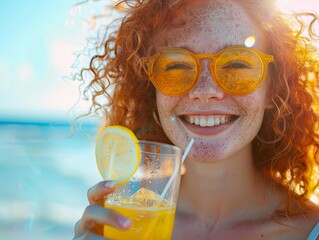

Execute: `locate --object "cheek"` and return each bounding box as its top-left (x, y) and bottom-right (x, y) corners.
top-left (237, 89), bottom-right (268, 135)
top-left (239, 76), bottom-right (269, 112)
top-left (156, 93), bottom-right (176, 130)
top-left (156, 93), bottom-right (191, 147)
top-left (156, 93), bottom-right (172, 118)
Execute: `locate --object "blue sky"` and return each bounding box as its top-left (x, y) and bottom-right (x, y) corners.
top-left (0, 0), bottom-right (318, 121)
top-left (0, 1), bottom-right (60, 93)
top-left (0, 0), bottom-right (84, 121)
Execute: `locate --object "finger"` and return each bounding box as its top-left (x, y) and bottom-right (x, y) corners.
top-left (74, 204), bottom-right (132, 236)
top-left (74, 218), bottom-right (103, 237)
top-left (87, 181), bottom-right (116, 205)
top-left (73, 231), bottom-right (109, 240)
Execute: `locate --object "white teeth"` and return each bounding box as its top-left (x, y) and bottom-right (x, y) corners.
top-left (207, 118), bottom-right (214, 127)
top-left (221, 116), bottom-right (226, 124)
top-left (199, 118), bottom-right (205, 127)
top-left (184, 115), bottom-right (233, 127)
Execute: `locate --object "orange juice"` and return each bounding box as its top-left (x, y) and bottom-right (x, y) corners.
top-left (104, 204), bottom-right (176, 240)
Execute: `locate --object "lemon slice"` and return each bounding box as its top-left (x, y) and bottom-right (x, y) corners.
top-left (95, 125), bottom-right (141, 185)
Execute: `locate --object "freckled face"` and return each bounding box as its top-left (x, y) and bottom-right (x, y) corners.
top-left (156, 0), bottom-right (269, 162)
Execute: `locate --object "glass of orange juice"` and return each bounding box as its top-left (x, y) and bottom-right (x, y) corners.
top-left (103, 140), bottom-right (182, 240)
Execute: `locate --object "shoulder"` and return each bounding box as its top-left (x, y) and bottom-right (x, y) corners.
top-left (279, 201), bottom-right (319, 240)
top-left (172, 199), bottom-right (319, 240)
top-left (253, 200), bottom-right (319, 240)
top-left (255, 212), bottom-right (319, 240)
top-left (299, 204), bottom-right (319, 239)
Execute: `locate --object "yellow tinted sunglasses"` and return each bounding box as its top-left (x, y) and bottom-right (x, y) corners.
top-left (144, 46), bottom-right (274, 96)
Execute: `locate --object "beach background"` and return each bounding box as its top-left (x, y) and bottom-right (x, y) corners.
top-left (1, 1), bottom-right (318, 239)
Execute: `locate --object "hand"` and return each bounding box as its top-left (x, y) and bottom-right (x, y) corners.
top-left (73, 181), bottom-right (132, 239)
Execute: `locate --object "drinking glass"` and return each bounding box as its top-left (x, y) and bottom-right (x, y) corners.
top-left (103, 140), bottom-right (182, 240)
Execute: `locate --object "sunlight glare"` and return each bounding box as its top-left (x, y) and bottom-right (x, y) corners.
top-left (244, 36), bottom-right (256, 48)
top-left (16, 62), bottom-right (36, 84)
top-left (311, 194), bottom-right (319, 205)
top-left (276, 0), bottom-right (319, 12)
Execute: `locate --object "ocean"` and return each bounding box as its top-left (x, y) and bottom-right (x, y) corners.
top-left (0, 120), bottom-right (102, 240)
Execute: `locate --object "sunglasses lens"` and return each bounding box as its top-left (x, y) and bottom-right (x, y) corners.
top-left (151, 50), bottom-right (197, 96)
top-left (150, 48), bottom-right (268, 96)
top-left (215, 49), bottom-right (264, 95)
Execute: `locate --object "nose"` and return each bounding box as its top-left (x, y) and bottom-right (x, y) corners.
top-left (188, 60), bottom-right (225, 102)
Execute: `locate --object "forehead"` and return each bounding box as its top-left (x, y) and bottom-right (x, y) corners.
top-left (163, 0), bottom-right (265, 52)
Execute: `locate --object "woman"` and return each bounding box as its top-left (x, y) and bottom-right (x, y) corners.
top-left (73, 0), bottom-right (319, 239)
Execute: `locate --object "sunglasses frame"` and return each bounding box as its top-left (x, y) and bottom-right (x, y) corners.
top-left (145, 46), bottom-right (274, 96)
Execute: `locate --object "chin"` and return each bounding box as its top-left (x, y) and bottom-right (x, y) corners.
top-left (187, 151), bottom-right (228, 163)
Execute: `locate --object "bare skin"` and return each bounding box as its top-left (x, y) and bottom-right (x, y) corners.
top-left (173, 168), bottom-right (319, 240)
top-left (73, 0), bottom-right (319, 239)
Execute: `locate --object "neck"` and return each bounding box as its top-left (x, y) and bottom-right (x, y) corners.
top-left (177, 146), bottom-right (282, 227)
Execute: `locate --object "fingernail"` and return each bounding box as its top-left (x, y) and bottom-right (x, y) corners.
top-left (118, 217), bottom-right (131, 229)
top-left (104, 181), bottom-right (116, 189)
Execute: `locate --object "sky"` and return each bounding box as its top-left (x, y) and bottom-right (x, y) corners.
top-left (0, 0), bottom-right (91, 121)
top-left (0, 0), bottom-right (318, 121)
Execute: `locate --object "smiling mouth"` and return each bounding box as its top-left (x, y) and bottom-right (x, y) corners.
top-left (181, 115), bottom-right (239, 127)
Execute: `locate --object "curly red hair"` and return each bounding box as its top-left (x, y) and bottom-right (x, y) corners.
top-left (75, 0), bottom-right (319, 215)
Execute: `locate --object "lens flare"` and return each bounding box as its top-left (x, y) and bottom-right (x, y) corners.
top-left (311, 194), bottom-right (319, 205)
top-left (244, 36), bottom-right (256, 48)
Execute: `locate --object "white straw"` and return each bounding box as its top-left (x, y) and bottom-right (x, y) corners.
top-left (181, 138), bottom-right (194, 163)
top-left (160, 138), bottom-right (195, 199)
